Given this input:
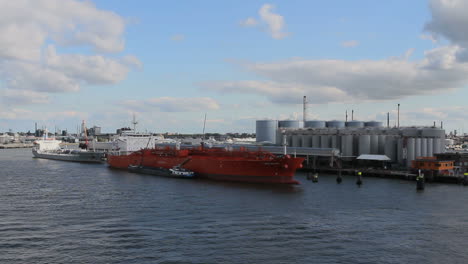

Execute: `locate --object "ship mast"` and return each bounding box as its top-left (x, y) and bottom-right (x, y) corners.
top-left (132, 113), bottom-right (138, 133)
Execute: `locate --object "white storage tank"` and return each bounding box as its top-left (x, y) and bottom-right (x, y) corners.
top-left (370, 135), bottom-right (379, 154)
top-left (256, 120), bottom-right (278, 143)
top-left (312, 135), bottom-right (320, 148)
top-left (301, 135), bottom-right (312, 147)
top-left (421, 138), bottom-right (428, 157)
top-left (358, 135), bottom-right (371, 155)
top-left (427, 138), bottom-right (434, 157)
top-left (378, 135), bottom-right (386, 154)
top-left (384, 137), bottom-right (397, 161)
top-left (326, 120), bottom-right (345, 128)
top-left (341, 135), bottom-right (354, 156)
top-left (331, 135), bottom-right (340, 149)
top-left (304, 120), bottom-right (326, 128)
top-left (433, 138), bottom-right (441, 154)
top-left (320, 135), bottom-right (330, 148)
top-left (292, 134), bottom-right (301, 147)
top-left (365, 121), bottom-right (383, 128)
top-left (346, 121), bottom-right (365, 128)
top-left (278, 120), bottom-right (302, 129)
top-left (415, 138), bottom-right (421, 158)
top-left (407, 138), bottom-right (416, 167)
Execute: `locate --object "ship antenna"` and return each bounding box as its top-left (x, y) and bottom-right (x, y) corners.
top-left (132, 113), bottom-right (138, 133)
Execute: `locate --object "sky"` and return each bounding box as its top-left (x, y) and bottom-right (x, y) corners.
top-left (1, 0), bottom-right (468, 134)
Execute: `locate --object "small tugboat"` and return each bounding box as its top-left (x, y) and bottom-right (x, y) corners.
top-left (128, 165), bottom-right (195, 178)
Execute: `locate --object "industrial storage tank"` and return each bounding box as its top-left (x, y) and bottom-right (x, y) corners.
top-left (331, 135), bottom-right (340, 149)
top-left (346, 121), bottom-right (365, 128)
top-left (397, 139), bottom-right (404, 164)
top-left (312, 135), bottom-right (320, 148)
top-left (421, 128), bottom-right (445, 138)
top-left (407, 138), bottom-right (416, 167)
top-left (358, 135), bottom-right (371, 155)
top-left (304, 120), bottom-right (326, 128)
top-left (341, 135), bottom-right (354, 156)
top-left (421, 138), bottom-right (427, 157)
top-left (320, 135), bottom-right (330, 148)
top-left (278, 120), bottom-right (302, 129)
top-left (384, 137), bottom-right (397, 161)
top-left (370, 135), bottom-right (379, 154)
top-left (365, 121), bottom-right (383, 128)
top-left (301, 135), bottom-right (312, 147)
top-left (427, 138), bottom-right (433, 157)
top-left (256, 120), bottom-right (278, 143)
top-left (378, 135), bottom-right (386, 154)
top-left (415, 138), bottom-right (421, 158)
top-left (292, 134), bottom-right (301, 147)
top-left (326, 120), bottom-right (345, 128)
top-left (433, 138), bottom-right (441, 154)
top-left (402, 128), bottom-right (420, 137)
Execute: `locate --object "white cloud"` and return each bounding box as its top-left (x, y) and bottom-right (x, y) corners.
top-left (121, 97), bottom-right (221, 112)
top-left (0, 0), bottom-right (139, 104)
top-left (425, 0), bottom-right (468, 45)
top-left (341, 40), bottom-right (359, 48)
top-left (170, 34), bottom-right (185, 42)
top-left (239, 17), bottom-right (258, 27)
top-left (1, 89), bottom-right (50, 105)
top-left (240, 4), bottom-right (288, 39)
top-left (202, 45), bottom-right (468, 104)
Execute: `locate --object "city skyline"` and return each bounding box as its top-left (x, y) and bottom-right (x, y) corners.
top-left (1, 0), bottom-right (468, 134)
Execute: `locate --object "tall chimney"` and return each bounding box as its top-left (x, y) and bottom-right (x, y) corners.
top-left (345, 110), bottom-right (348, 122)
top-left (397, 103), bottom-right (400, 128)
top-left (351, 110), bottom-right (354, 121)
top-left (303, 96), bottom-right (307, 122)
top-left (387, 112), bottom-right (390, 128)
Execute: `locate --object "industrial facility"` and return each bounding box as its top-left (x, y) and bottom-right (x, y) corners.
top-left (256, 97), bottom-right (446, 169)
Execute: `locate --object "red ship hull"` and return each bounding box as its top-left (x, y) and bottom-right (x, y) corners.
top-left (107, 147), bottom-right (304, 184)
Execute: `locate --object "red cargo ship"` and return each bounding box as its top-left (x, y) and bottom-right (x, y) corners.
top-left (107, 146), bottom-right (304, 184)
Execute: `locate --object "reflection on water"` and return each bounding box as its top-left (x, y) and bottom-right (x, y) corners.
top-left (1, 148), bottom-right (468, 264)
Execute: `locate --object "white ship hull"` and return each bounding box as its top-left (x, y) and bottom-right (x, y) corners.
top-left (32, 149), bottom-right (106, 163)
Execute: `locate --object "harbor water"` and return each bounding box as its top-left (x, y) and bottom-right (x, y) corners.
top-left (1, 148), bottom-right (468, 264)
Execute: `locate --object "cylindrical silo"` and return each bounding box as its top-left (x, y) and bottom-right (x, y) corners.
top-left (415, 138), bottom-right (421, 159)
top-left (358, 135), bottom-right (371, 155)
top-left (256, 120), bottom-right (278, 143)
top-left (378, 135), bottom-right (386, 154)
top-left (320, 135), bottom-right (330, 148)
top-left (292, 134), bottom-right (301, 147)
top-left (331, 135), bottom-right (340, 149)
top-left (341, 135), bottom-right (354, 156)
top-left (287, 135), bottom-right (293, 147)
top-left (301, 134), bottom-right (312, 147)
top-left (397, 138), bottom-right (404, 164)
top-left (326, 120), bottom-right (345, 128)
top-left (346, 121), bottom-right (365, 128)
top-left (276, 130), bottom-right (284, 145)
top-left (365, 121), bottom-right (383, 128)
top-left (278, 120), bottom-right (301, 129)
top-left (370, 135), bottom-right (379, 154)
top-left (384, 137), bottom-right (396, 161)
top-left (433, 138), bottom-right (441, 154)
top-left (304, 120), bottom-right (326, 128)
top-left (407, 138), bottom-right (416, 167)
top-left (421, 138), bottom-right (427, 157)
top-left (312, 135), bottom-right (320, 148)
top-left (440, 138), bottom-right (446, 153)
top-left (427, 138), bottom-right (433, 157)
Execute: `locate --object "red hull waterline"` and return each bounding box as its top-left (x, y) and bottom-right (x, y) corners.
top-left (107, 147), bottom-right (304, 184)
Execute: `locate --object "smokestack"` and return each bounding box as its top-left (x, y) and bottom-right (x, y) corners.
top-left (441, 121), bottom-right (443, 129)
top-left (351, 110), bottom-right (354, 121)
top-left (397, 103), bottom-right (400, 128)
top-left (387, 112), bottom-right (390, 128)
top-left (303, 96), bottom-right (307, 122)
top-left (345, 110), bottom-right (348, 122)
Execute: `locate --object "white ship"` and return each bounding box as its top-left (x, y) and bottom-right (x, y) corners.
top-left (32, 133), bottom-right (105, 163)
